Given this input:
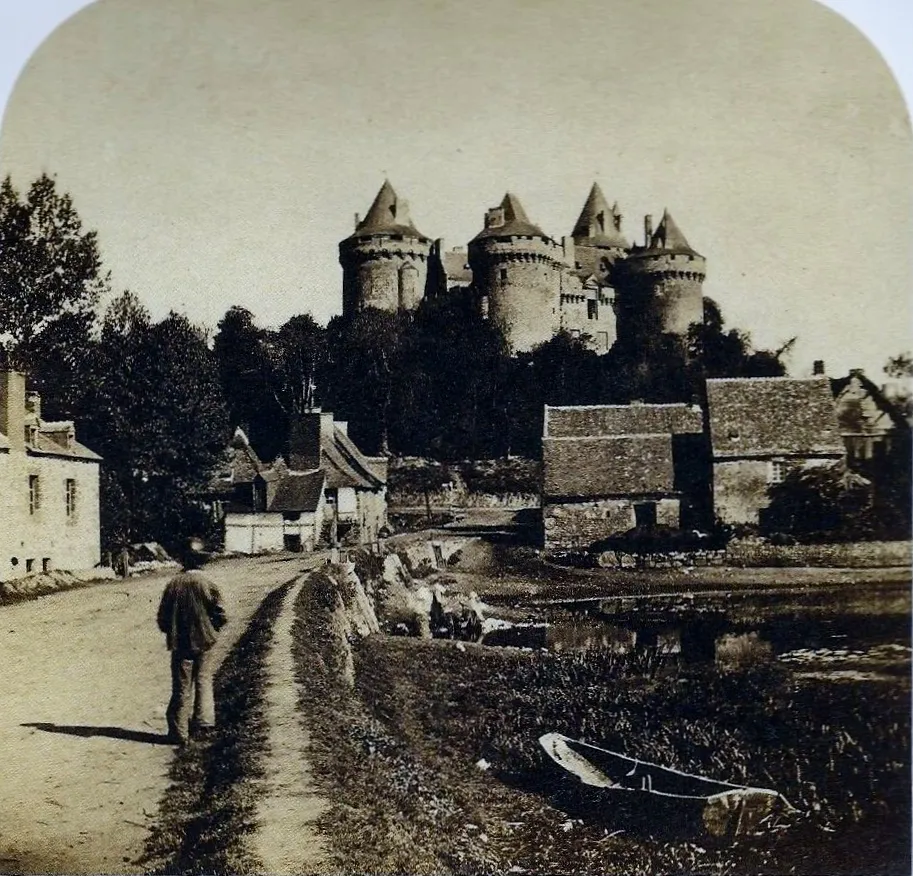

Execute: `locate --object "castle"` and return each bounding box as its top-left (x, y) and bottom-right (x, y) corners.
top-left (338, 181), bottom-right (706, 353)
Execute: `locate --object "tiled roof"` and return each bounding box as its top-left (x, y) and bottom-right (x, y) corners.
top-left (543, 434), bottom-right (675, 498)
top-left (472, 193), bottom-right (550, 241)
top-left (571, 183), bottom-right (629, 248)
top-left (545, 403), bottom-right (704, 438)
top-left (347, 180), bottom-right (429, 242)
top-left (706, 377), bottom-right (845, 459)
top-left (268, 470), bottom-right (325, 513)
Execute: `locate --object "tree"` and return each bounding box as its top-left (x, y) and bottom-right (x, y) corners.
top-left (270, 314), bottom-right (328, 416)
top-left (0, 174), bottom-right (108, 369)
top-left (84, 294), bottom-right (229, 550)
top-left (212, 306), bottom-right (286, 461)
top-left (321, 308), bottom-right (411, 455)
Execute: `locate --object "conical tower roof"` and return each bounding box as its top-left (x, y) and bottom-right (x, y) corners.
top-left (572, 182), bottom-right (628, 248)
top-left (648, 209), bottom-right (700, 256)
top-left (472, 192), bottom-right (550, 241)
top-left (348, 180), bottom-right (429, 242)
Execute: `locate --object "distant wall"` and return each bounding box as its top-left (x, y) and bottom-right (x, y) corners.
top-left (725, 539), bottom-right (912, 568)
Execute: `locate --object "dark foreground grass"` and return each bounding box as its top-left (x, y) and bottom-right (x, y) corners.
top-left (294, 567), bottom-right (911, 875)
top-left (140, 579), bottom-right (295, 875)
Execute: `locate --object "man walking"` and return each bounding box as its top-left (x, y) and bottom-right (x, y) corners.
top-left (157, 537), bottom-right (227, 745)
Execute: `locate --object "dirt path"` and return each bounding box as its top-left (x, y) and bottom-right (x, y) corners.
top-left (0, 553), bottom-right (319, 874)
top-left (251, 578), bottom-right (330, 874)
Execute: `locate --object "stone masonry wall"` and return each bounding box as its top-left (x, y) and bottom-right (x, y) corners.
top-left (543, 497), bottom-right (680, 551)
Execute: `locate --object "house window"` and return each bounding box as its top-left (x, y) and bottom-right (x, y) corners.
top-left (42, 558), bottom-right (50, 573)
top-left (500, 268), bottom-right (508, 283)
top-left (587, 300), bottom-right (598, 320)
top-left (29, 475), bottom-right (41, 514)
top-left (26, 559), bottom-right (34, 574)
top-left (769, 460), bottom-right (787, 484)
top-left (66, 479), bottom-right (77, 517)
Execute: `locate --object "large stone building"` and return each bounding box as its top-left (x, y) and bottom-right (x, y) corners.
top-left (0, 371), bottom-right (102, 580)
top-left (339, 181), bottom-right (705, 354)
top-left (705, 377), bottom-right (845, 525)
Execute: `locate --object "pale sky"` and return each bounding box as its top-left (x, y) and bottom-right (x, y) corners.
top-left (0, 0), bottom-right (910, 379)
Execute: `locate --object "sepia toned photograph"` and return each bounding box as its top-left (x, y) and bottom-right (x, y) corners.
top-left (0, 0), bottom-right (910, 873)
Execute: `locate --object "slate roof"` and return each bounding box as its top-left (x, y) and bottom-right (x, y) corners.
top-left (545, 403), bottom-right (704, 439)
top-left (347, 180), bottom-right (429, 242)
top-left (472, 193), bottom-right (551, 241)
top-left (31, 431), bottom-right (101, 461)
top-left (706, 377), bottom-right (845, 459)
top-left (268, 470), bottom-right (325, 513)
top-left (543, 434), bottom-right (675, 498)
top-left (571, 183), bottom-right (629, 249)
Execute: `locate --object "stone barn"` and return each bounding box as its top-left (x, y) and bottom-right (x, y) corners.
top-left (541, 402), bottom-right (707, 551)
top-left (706, 377), bottom-right (845, 525)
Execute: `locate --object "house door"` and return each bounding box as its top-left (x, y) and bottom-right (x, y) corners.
top-left (634, 502), bottom-right (657, 530)
top-left (284, 533), bottom-right (303, 552)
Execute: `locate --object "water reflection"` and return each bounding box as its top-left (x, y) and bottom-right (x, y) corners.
top-left (481, 593), bottom-right (911, 676)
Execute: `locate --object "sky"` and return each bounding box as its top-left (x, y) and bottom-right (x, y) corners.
top-left (0, 0), bottom-right (910, 380)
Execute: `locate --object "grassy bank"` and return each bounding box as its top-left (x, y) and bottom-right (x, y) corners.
top-left (140, 580), bottom-right (294, 875)
top-left (294, 557), bottom-right (910, 876)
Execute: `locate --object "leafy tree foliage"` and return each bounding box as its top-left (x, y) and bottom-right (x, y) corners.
top-left (0, 174), bottom-right (108, 367)
top-left (82, 294), bottom-right (229, 550)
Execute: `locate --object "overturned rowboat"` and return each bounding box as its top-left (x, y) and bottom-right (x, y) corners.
top-left (539, 732), bottom-right (794, 839)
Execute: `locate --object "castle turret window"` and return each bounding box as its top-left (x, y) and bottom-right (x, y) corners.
top-left (66, 479), bottom-right (77, 518)
top-left (29, 475), bottom-right (41, 514)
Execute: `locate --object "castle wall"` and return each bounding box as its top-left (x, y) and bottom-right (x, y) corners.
top-left (339, 237), bottom-right (430, 315)
top-left (559, 290), bottom-right (616, 352)
top-left (469, 237), bottom-right (562, 352)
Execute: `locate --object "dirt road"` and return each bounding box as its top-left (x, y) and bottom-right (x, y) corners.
top-left (0, 553), bottom-right (320, 874)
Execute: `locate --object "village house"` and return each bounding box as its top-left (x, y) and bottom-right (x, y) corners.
top-left (0, 371), bottom-right (101, 581)
top-left (829, 367), bottom-right (911, 466)
top-left (706, 376), bottom-right (846, 525)
top-left (541, 402), bottom-right (706, 551)
top-left (211, 410), bottom-right (387, 554)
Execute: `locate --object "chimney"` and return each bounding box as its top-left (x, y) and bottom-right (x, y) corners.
top-left (26, 391), bottom-right (41, 421)
top-left (354, 212), bottom-right (361, 230)
top-left (644, 214), bottom-right (653, 246)
top-left (0, 372), bottom-right (26, 453)
top-left (812, 360), bottom-right (826, 376)
top-left (287, 413), bottom-right (322, 471)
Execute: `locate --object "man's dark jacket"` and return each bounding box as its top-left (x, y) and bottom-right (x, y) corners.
top-left (157, 570), bottom-right (227, 655)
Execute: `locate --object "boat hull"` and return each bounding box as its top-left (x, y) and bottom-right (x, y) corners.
top-left (539, 733), bottom-right (783, 839)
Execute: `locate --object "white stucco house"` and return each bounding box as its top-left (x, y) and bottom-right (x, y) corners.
top-left (0, 371), bottom-right (102, 581)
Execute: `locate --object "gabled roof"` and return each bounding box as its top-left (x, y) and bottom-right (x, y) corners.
top-left (830, 371), bottom-right (911, 433)
top-left (472, 192), bottom-right (550, 241)
top-left (31, 431), bottom-right (101, 461)
top-left (323, 425), bottom-right (385, 490)
top-left (572, 183), bottom-right (629, 248)
top-left (268, 470), bottom-right (325, 513)
top-left (347, 180), bottom-right (429, 242)
top-left (706, 377), bottom-right (845, 459)
top-left (545, 403), bottom-right (704, 439)
top-left (543, 433), bottom-right (675, 498)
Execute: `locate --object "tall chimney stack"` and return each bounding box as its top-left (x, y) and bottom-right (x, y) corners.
top-left (644, 214), bottom-right (653, 246)
top-left (0, 371), bottom-right (26, 453)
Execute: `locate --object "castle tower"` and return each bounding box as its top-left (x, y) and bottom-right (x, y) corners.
top-left (614, 209), bottom-right (706, 343)
top-left (570, 182), bottom-right (629, 281)
top-left (338, 181), bottom-right (432, 316)
top-left (467, 193), bottom-right (563, 352)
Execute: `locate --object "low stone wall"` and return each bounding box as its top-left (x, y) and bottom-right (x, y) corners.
top-left (590, 540), bottom-right (911, 570)
top-left (0, 567), bottom-right (117, 604)
top-left (390, 491), bottom-right (539, 510)
top-left (725, 539), bottom-right (912, 569)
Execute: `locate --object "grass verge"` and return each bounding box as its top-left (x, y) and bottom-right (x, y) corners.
top-left (139, 579), bottom-right (295, 875)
